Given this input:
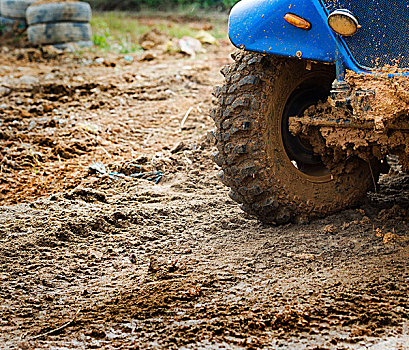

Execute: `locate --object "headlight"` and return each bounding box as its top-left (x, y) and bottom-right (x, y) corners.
top-left (327, 9), bottom-right (361, 37)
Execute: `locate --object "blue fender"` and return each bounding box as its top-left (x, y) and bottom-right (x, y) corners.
top-left (229, 0), bottom-right (344, 66)
top-left (228, 0), bottom-right (409, 76)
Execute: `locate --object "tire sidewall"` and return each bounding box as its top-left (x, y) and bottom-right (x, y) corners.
top-left (26, 2), bottom-right (92, 26)
top-left (27, 22), bottom-right (91, 45)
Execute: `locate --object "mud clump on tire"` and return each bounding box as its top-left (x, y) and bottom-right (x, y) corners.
top-left (298, 71), bottom-right (409, 174)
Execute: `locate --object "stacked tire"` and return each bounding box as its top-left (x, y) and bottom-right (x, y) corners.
top-left (26, 1), bottom-right (92, 47)
top-left (0, 0), bottom-right (33, 34)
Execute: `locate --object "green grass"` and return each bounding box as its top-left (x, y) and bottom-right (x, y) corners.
top-left (90, 11), bottom-right (227, 53)
top-left (90, 12), bottom-right (145, 53)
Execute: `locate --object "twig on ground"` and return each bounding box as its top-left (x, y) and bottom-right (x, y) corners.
top-left (99, 145), bottom-right (112, 158)
top-left (30, 307), bottom-right (82, 341)
top-left (144, 131), bottom-right (154, 146)
top-left (180, 106), bottom-right (194, 129)
top-left (183, 151), bottom-right (193, 165)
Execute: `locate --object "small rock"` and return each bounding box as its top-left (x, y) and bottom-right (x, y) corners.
top-left (43, 104), bottom-right (53, 113)
top-left (292, 253), bottom-right (316, 260)
top-left (148, 256), bottom-right (160, 272)
top-left (17, 75), bottom-right (39, 85)
top-left (383, 232), bottom-right (403, 244)
top-left (171, 141), bottom-right (186, 154)
top-left (178, 36), bottom-right (203, 57)
top-left (140, 52), bottom-right (156, 61)
top-left (89, 249), bottom-right (103, 260)
top-left (0, 86), bottom-right (10, 97)
top-left (195, 30), bottom-right (217, 45)
top-left (139, 28), bottom-right (168, 47)
top-left (28, 120), bottom-right (37, 130)
top-left (323, 224), bottom-right (337, 234)
top-left (20, 110), bottom-right (31, 118)
top-left (43, 73), bottom-right (55, 81)
top-left (42, 45), bottom-right (63, 58)
top-left (87, 329), bottom-right (106, 339)
top-left (140, 40), bottom-right (156, 50)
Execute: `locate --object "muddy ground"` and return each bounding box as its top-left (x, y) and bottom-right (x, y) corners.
top-left (0, 19), bottom-right (409, 349)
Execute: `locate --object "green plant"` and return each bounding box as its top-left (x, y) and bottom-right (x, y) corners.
top-left (91, 14), bottom-right (144, 52)
top-left (93, 31), bottom-right (110, 48)
top-left (222, 0), bottom-right (240, 7)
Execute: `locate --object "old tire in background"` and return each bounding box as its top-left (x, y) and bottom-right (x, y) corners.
top-left (0, 15), bottom-right (26, 33)
top-left (27, 22), bottom-right (91, 45)
top-left (212, 51), bottom-right (378, 224)
top-left (26, 2), bottom-right (91, 25)
top-left (1, 0), bottom-right (34, 19)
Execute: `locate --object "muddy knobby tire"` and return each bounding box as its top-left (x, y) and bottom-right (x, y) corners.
top-left (212, 51), bottom-right (376, 224)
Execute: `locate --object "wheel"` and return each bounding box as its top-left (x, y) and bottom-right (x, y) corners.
top-left (26, 2), bottom-right (92, 26)
top-left (27, 22), bottom-right (91, 45)
top-left (1, 0), bottom-right (35, 19)
top-left (212, 51), bottom-right (378, 224)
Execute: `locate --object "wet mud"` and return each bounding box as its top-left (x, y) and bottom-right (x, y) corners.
top-left (0, 40), bottom-right (408, 349)
top-left (291, 69), bottom-right (409, 175)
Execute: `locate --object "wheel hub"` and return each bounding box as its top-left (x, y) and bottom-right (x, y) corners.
top-left (281, 86), bottom-right (330, 177)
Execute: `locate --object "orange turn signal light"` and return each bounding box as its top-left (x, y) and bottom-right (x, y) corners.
top-left (284, 13), bottom-right (312, 31)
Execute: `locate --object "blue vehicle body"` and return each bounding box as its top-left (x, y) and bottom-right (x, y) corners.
top-left (228, 0), bottom-right (409, 74)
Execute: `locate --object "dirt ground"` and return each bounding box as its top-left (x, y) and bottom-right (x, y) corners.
top-left (0, 19), bottom-right (408, 349)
